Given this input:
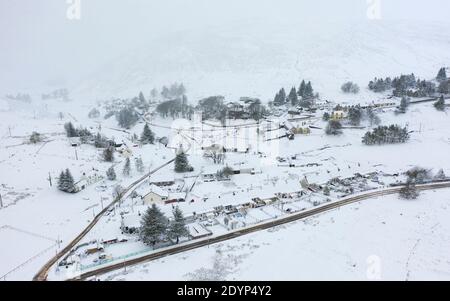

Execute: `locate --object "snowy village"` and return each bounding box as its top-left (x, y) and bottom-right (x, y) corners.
top-left (2, 0), bottom-right (450, 283)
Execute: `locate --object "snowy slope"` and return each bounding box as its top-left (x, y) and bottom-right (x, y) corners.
top-left (99, 189), bottom-right (450, 281)
top-left (74, 19), bottom-right (450, 103)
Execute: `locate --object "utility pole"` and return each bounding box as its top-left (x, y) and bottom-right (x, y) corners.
top-left (47, 172), bottom-right (52, 187)
top-left (8, 126), bottom-right (11, 137)
top-left (0, 193), bottom-right (3, 208)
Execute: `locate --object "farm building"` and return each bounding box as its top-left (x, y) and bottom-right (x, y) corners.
top-left (73, 172), bottom-right (104, 193)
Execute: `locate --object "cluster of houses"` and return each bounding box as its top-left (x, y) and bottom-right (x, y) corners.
top-left (226, 97), bottom-right (262, 119)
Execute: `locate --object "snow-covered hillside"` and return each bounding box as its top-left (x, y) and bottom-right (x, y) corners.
top-left (74, 19), bottom-right (450, 104)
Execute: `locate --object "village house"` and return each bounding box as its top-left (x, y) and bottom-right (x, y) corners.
top-left (149, 173), bottom-right (176, 187)
top-left (331, 110), bottom-right (347, 120)
top-left (73, 171), bottom-right (104, 193)
top-left (291, 126), bottom-right (311, 135)
top-left (142, 185), bottom-right (169, 204)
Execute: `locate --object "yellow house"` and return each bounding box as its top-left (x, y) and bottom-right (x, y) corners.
top-left (291, 127), bottom-right (311, 135)
top-left (331, 110), bottom-right (346, 120)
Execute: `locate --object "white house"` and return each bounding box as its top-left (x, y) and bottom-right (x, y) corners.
top-left (142, 185), bottom-right (169, 204)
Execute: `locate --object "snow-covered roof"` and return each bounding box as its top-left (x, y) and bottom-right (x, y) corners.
top-left (144, 185), bottom-right (169, 198)
top-left (122, 214), bottom-right (141, 229)
top-left (150, 172), bottom-right (175, 183)
top-left (168, 192), bottom-right (186, 200)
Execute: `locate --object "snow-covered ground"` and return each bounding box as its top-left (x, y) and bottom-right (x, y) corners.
top-left (1, 1), bottom-right (450, 281)
top-left (98, 188), bottom-right (450, 281)
top-left (2, 95), bottom-right (450, 280)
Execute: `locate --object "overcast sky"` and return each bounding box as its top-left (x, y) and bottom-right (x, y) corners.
top-left (1, 0), bottom-right (449, 92)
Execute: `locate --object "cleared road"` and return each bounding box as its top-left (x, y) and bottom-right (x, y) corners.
top-left (63, 181), bottom-right (450, 281)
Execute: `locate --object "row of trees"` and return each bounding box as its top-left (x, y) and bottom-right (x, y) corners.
top-left (156, 95), bottom-right (195, 120)
top-left (140, 205), bottom-right (189, 245)
top-left (362, 125), bottom-right (409, 145)
top-left (273, 80), bottom-right (316, 107)
top-left (369, 68), bottom-right (448, 97)
top-left (64, 122), bottom-right (92, 139)
top-left (122, 157), bottom-right (145, 177)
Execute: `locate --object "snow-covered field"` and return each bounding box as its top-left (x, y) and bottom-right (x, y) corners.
top-left (1, 0), bottom-right (450, 281)
top-left (99, 188), bottom-right (450, 281)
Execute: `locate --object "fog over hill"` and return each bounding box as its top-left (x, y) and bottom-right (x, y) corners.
top-left (1, 0), bottom-right (450, 104)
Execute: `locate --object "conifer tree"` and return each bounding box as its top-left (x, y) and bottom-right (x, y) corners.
top-left (288, 87), bottom-right (299, 106)
top-left (298, 80), bottom-right (306, 98)
top-left (175, 151), bottom-right (193, 173)
top-left (437, 67), bottom-right (447, 82)
top-left (140, 204), bottom-right (168, 246)
top-left (106, 166), bottom-right (116, 181)
top-left (103, 147), bottom-right (114, 162)
top-left (135, 157), bottom-right (145, 174)
top-left (168, 206), bottom-right (189, 244)
top-left (123, 157), bottom-right (131, 176)
top-left (141, 124), bottom-right (155, 144)
top-left (434, 95), bottom-right (445, 111)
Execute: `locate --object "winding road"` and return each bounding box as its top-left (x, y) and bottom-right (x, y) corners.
top-left (38, 180), bottom-right (450, 281)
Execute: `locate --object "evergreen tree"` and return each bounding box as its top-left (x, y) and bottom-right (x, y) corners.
top-left (141, 124), bottom-right (155, 144)
top-left (322, 112), bottom-right (331, 121)
top-left (399, 182), bottom-right (419, 200)
top-left (323, 186), bottom-right (330, 196)
top-left (434, 96), bottom-right (445, 111)
top-left (140, 204), bottom-right (168, 246)
top-left (57, 171), bottom-right (66, 192)
top-left (397, 96), bottom-right (410, 114)
top-left (139, 91), bottom-right (146, 103)
top-left (150, 88), bottom-right (158, 99)
top-left (64, 169), bottom-right (75, 193)
top-left (298, 80), bottom-right (306, 98)
top-left (438, 80), bottom-right (449, 94)
top-left (341, 82), bottom-right (360, 94)
top-left (304, 81), bottom-right (314, 98)
top-left (168, 206), bottom-right (189, 244)
top-left (437, 67), bottom-right (447, 82)
top-left (64, 122), bottom-right (77, 137)
top-left (58, 169), bottom-right (75, 193)
top-left (175, 151), bottom-right (193, 173)
top-left (273, 88), bottom-right (287, 106)
top-left (103, 147), bottom-right (114, 162)
top-left (123, 157), bottom-right (131, 176)
top-left (116, 107), bottom-right (139, 129)
top-left (288, 87), bottom-right (299, 106)
top-left (366, 107), bottom-right (381, 127)
top-left (106, 166), bottom-right (116, 181)
top-left (348, 105), bottom-right (363, 126)
top-left (94, 133), bottom-right (109, 148)
top-left (362, 125), bottom-right (409, 145)
top-left (29, 132), bottom-right (41, 144)
top-left (135, 157), bottom-right (145, 174)
top-left (88, 108), bottom-right (100, 119)
top-left (325, 120), bottom-right (343, 136)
